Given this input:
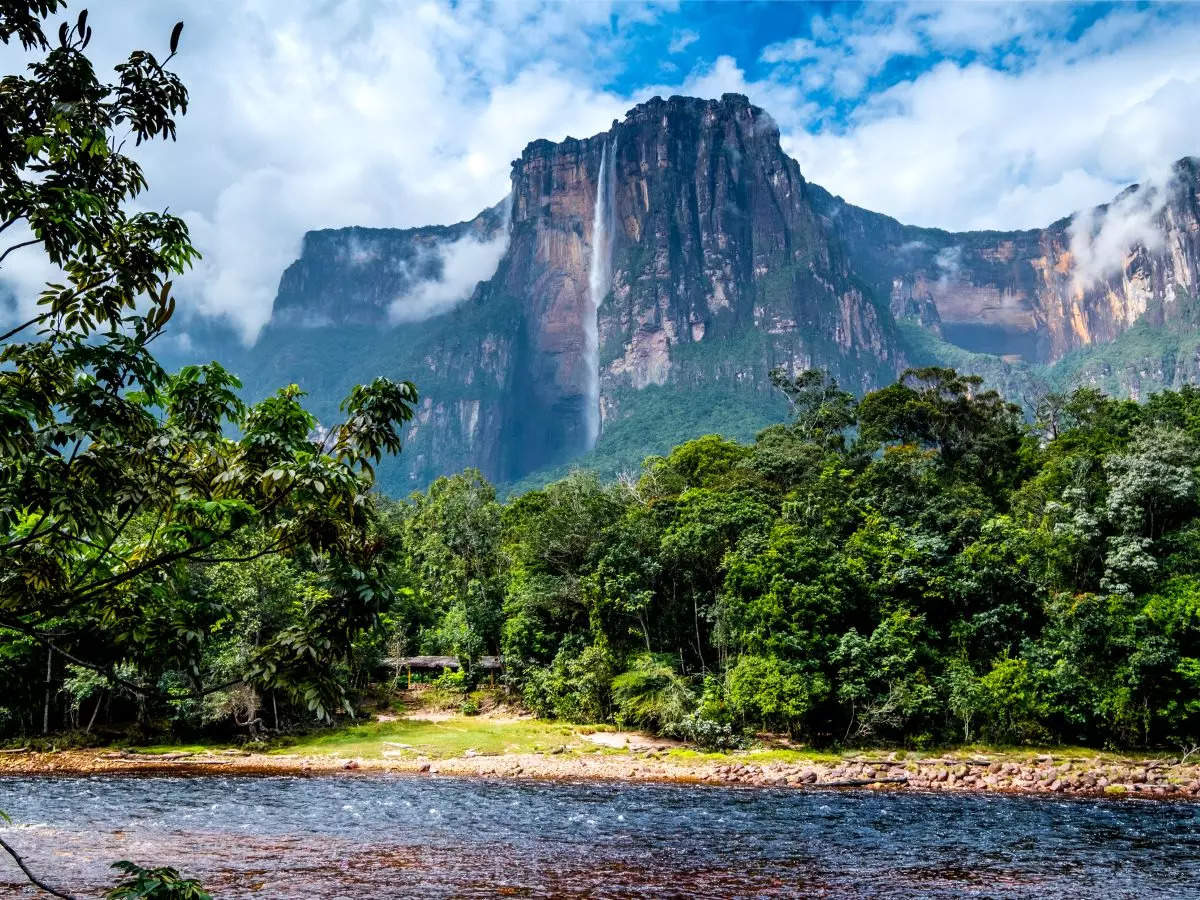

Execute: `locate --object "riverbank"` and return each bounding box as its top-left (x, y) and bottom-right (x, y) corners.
top-left (3, 715), bottom-right (1199, 800)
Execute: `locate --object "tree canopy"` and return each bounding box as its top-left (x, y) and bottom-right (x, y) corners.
top-left (0, 0), bottom-right (415, 735)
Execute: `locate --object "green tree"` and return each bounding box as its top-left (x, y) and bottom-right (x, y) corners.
top-left (0, 3), bottom-right (413, 893)
top-left (398, 470), bottom-right (504, 666)
top-left (0, 4), bottom-right (416, 722)
top-left (769, 367), bottom-right (857, 448)
top-left (832, 607), bottom-right (936, 743)
top-left (857, 367), bottom-right (1025, 497)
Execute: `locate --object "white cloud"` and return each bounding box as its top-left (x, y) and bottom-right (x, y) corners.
top-left (389, 226), bottom-right (511, 323)
top-left (668, 28), bottom-right (699, 54)
top-left (778, 10), bottom-right (1200, 231)
top-left (1068, 176), bottom-right (1170, 293)
top-left (760, 3), bottom-right (1072, 102)
top-left (0, 0), bottom-right (657, 341)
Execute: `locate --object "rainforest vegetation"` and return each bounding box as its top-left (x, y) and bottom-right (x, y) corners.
top-left (372, 368), bottom-right (1200, 752)
top-left (4, 0), bottom-right (1200, 762)
top-left (7, 361), bottom-right (1200, 753)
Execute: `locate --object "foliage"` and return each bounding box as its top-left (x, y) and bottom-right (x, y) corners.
top-left (0, 1), bottom-right (417, 737)
top-left (611, 653), bottom-right (694, 731)
top-left (105, 862), bottom-right (211, 900)
top-left (355, 366), bottom-right (1200, 751)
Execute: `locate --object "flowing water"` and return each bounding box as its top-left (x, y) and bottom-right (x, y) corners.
top-left (2, 775), bottom-right (1200, 898)
top-left (585, 137), bottom-right (617, 449)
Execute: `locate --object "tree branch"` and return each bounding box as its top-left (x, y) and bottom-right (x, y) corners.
top-left (0, 237), bottom-right (39, 266)
top-left (0, 833), bottom-right (80, 900)
top-left (0, 213), bottom-right (27, 237)
top-left (69, 472), bottom-right (309, 605)
top-left (0, 312), bottom-right (49, 343)
top-left (0, 617), bottom-right (149, 698)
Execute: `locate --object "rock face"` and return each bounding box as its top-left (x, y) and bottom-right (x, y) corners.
top-left (596, 97), bottom-right (900, 409)
top-left (813, 156), bottom-right (1200, 364)
top-left (272, 201), bottom-right (509, 328)
top-left (488, 94), bottom-right (904, 475)
top-left (227, 95), bottom-right (1200, 492)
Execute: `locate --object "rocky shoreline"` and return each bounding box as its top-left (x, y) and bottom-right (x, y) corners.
top-left (3, 747), bottom-right (1199, 800)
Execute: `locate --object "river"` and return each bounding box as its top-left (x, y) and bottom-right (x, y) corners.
top-left (2, 775), bottom-right (1199, 898)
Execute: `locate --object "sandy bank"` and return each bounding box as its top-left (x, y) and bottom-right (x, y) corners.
top-left (3, 746), bottom-right (1199, 801)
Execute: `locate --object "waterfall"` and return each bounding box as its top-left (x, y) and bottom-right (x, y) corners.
top-left (585, 138), bottom-right (617, 448)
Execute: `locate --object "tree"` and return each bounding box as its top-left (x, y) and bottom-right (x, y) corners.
top-left (0, 3), bottom-right (417, 722)
top-left (832, 607), bottom-right (936, 743)
top-left (857, 367), bottom-right (1025, 496)
top-left (769, 367), bottom-right (858, 448)
top-left (1102, 427), bottom-right (1198, 596)
top-left (0, 4), bottom-right (415, 892)
top-left (397, 470), bottom-right (504, 665)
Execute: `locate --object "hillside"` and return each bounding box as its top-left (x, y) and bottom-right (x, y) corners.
top-left (161, 95), bottom-right (1200, 494)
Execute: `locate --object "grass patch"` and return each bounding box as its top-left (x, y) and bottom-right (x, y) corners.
top-left (663, 742), bottom-right (1146, 767)
top-left (271, 717), bottom-right (585, 760)
top-left (131, 744), bottom-right (233, 755)
top-left (664, 746), bottom-right (843, 765)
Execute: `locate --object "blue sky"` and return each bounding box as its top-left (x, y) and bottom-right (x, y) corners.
top-left (3, 1), bottom-right (1200, 340)
top-left (608, 2), bottom-right (1124, 120)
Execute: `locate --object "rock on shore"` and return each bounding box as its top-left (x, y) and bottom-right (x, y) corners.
top-left (2, 748), bottom-right (1199, 800)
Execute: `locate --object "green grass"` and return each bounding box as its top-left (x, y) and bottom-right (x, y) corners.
top-left (130, 743), bottom-right (232, 755)
top-left (117, 726), bottom-right (1172, 768)
top-left (667, 741), bottom-right (1150, 767)
top-left (270, 716), bottom-right (587, 760)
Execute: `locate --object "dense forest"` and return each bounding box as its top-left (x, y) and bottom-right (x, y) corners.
top-left (7, 364), bottom-right (1200, 752)
top-left (364, 368), bottom-right (1200, 751)
top-left (5, 2), bottom-right (1195, 898)
top-left (2, 0), bottom-right (1199, 761)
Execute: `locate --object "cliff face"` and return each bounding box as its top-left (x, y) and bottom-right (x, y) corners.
top-left (491, 94), bottom-right (904, 474)
top-left (229, 96), bottom-right (1200, 492)
top-left (598, 97), bottom-right (899, 404)
top-left (272, 202), bottom-right (508, 327)
top-left (813, 156), bottom-right (1200, 364)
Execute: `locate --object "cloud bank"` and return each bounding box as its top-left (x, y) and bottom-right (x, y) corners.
top-left (1, 2), bottom-right (1198, 344)
top-left (389, 227), bottom-right (511, 324)
top-left (1068, 176), bottom-right (1171, 293)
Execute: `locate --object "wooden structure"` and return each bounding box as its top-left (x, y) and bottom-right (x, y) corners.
top-left (392, 655), bottom-right (502, 688)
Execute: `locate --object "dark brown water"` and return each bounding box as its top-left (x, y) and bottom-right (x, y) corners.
top-left (2, 774), bottom-right (1199, 898)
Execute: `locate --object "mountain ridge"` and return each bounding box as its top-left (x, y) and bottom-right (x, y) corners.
top-left (164, 94), bottom-right (1200, 494)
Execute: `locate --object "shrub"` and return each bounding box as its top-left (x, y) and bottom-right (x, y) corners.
top-left (522, 639), bottom-right (616, 722)
top-left (612, 654), bottom-right (694, 731)
top-left (434, 667), bottom-right (469, 694)
top-left (726, 655), bottom-right (828, 734)
top-left (666, 711), bottom-right (745, 750)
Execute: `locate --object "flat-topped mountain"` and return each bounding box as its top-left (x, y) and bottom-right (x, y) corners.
top-left (189, 94), bottom-right (1200, 493)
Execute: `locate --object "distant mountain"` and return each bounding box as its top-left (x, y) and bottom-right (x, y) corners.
top-left (164, 95), bottom-right (1200, 494)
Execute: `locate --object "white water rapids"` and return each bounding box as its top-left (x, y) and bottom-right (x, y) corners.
top-left (585, 138), bottom-right (617, 449)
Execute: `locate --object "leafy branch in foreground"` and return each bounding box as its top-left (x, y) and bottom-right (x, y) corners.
top-left (0, 0), bottom-right (417, 725)
top-left (105, 861), bottom-right (211, 900)
top-left (1, 1), bottom-right (418, 896)
top-left (0, 809), bottom-right (77, 900)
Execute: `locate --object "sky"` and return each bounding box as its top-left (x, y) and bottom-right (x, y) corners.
top-left (3, 0), bottom-right (1200, 342)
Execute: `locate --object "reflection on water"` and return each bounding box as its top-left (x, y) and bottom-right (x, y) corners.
top-left (2, 775), bottom-right (1199, 898)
